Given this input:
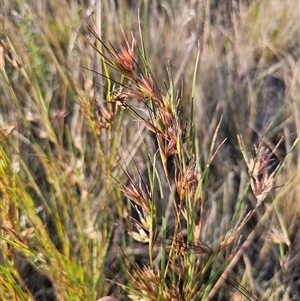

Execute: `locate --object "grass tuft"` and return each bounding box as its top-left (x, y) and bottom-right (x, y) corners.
top-left (1, 1), bottom-right (299, 300)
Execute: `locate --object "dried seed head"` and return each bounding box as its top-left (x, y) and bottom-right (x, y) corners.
top-left (268, 227), bottom-right (291, 247)
top-left (125, 261), bottom-right (160, 301)
top-left (246, 147), bottom-right (281, 203)
top-left (129, 223), bottom-right (150, 243)
top-left (121, 178), bottom-right (152, 214)
top-left (94, 101), bottom-right (117, 130)
top-left (138, 75), bottom-right (158, 100)
top-left (108, 32), bottom-right (136, 80)
top-left (176, 160), bottom-right (199, 201)
top-left (128, 206), bottom-right (151, 243)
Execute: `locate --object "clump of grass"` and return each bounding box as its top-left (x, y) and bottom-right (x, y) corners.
top-left (81, 22), bottom-right (297, 300)
top-left (0, 2), bottom-right (122, 300)
top-left (1, 1), bottom-right (300, 301)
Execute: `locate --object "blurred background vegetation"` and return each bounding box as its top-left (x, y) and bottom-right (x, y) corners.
top-left (0, 0), bottom-right (299, 300)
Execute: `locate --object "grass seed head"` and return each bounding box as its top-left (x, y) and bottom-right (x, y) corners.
top-left (247, 146), bottom-right (281, 203)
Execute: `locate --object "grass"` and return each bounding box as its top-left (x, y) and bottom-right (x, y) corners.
top-left (0, 0), bottom-right (300, 300)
